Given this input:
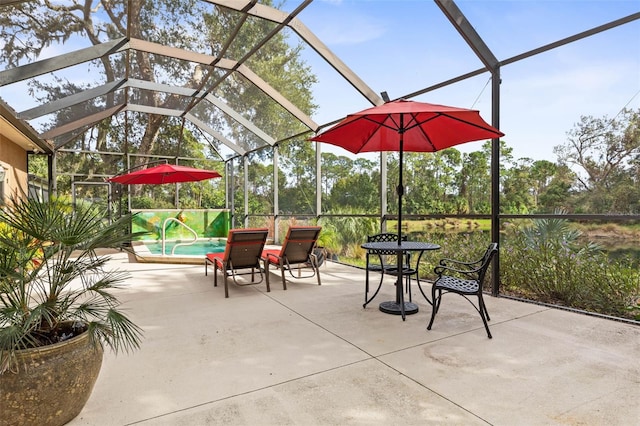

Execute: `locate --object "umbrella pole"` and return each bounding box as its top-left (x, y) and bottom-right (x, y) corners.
top-left (397, 113), bottom-right (404, 245)
top-left (397, 138), bottom-right (403, 246)
top-left (397, 121), bottom-right (405, 318)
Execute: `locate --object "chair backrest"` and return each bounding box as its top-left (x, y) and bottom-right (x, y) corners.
top-left (477, 242), bottom-right (499, 285)
top-left (278, 226), bottom-right (322, 264)
top-left (223, 228), bottom-right (269, 269)
top-left (367, 233), bottom-right (407, 255)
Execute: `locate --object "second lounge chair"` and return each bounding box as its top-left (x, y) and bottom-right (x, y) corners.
top-left (261, 226), bottom-right (322, 290)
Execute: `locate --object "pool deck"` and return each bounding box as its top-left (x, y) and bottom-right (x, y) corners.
top-left (69, 252), bottom-right (639, 425)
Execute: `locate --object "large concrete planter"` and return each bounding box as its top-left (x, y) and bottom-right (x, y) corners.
top-left (0, 329), bottom-right (104, 426)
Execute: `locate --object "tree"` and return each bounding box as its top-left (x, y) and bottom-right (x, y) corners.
top-left (459, 149), bottom-right (490, 214)
top-left (404, 149), bottom-right (462, 215)
top-left (321, 153), bottom-right (353, 199)
top-left (500, 158), bottom-right (534, 214)
top-left (554, 108), bottom-right (640, 213)
top-left (1, 0), bottom-right (317, 204)
top-left (327, 173), bottom-right (378, 212)
top-left (529, 159), bottom-right (557, 210)
top-left (245, 159), bottom-right (272, 214)
top-left (277, 139), bottom-right (317, 215)
top-left (536, 164), bottom-right (576, 213)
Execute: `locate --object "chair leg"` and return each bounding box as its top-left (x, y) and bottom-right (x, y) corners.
top-left (363, 271), bottom-right (385, 308)
top-left (224, 271), bottom-right (229, 298)
top-left (405, 272), bottom-right (412, 303)
top-left (477, 294), bottom-right (492, 338)
top-left (365, 258), bottom-right (370, 295)
top-left (479, 293), bottom-right (491, 322)
top-left (427, 286), bottom-right (440, 330)
top-left (314, 258), bottom-right (321, 286)
top-left (264, 260), bottom-right (271, 289)
top-left (415, 275), bottom-right (432, 305)
top-left (280, 261), bottom-right (287, 290)
top-left (213, 263), bottom-right (219, 287)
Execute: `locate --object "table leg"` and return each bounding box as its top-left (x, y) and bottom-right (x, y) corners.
top-left (378, 251), bottom-right (419, 320)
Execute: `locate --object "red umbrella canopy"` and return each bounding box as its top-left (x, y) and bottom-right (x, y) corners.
top-left (309, 99), bottom-right (504, 247)
top-left (108, 164), bottom-right (222, 185)
top-left (309, 99), bottom-right (504, 153)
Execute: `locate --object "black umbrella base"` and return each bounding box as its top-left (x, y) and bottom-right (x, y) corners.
top-left (379, 301), bottom-right (419, 315)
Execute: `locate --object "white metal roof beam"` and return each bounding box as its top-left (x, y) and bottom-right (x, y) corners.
top-left (235, 63), bottom-right (317, 130)
top-left (128, 38), bottom-right (315, 130)
top-left (194, 0), bottom-right (319, 131)
top-left (7, 33), bottom-right (305, 145)
top-left (128, 38), bottom-right (317, 130)
top-left (40, 104), bottom-right (125, 139)
top-left (204, 93), bottom-right (275, 145)
top-left (127, 105), bottom-right (250, 155)
top-left (23, 76), bottom-right (268, 153)
top-left (18, 79), bottom-right (127, 120)
top-left (124, 106), bottom-right (247, 155)
top-left (180, 0), bottom-right (258, 116)
top-left (185, 113), bottom-right (246, 156)
top-left (125, 104), bottom-right (183, 117)
top-left (124, 80), bottom-right (275, 146)
top-left (2, 33), bottom-right (312, 142)
top-left (209, 0), bottom-right (383, 107)
top-left (126, 78), bottom-right (204, 97)
top-left (0, 37), bottom-right (128, 86)
top-left (21, 78), bottom-right (205, 122)
top-left (40, 101), bottom-right (248, 156)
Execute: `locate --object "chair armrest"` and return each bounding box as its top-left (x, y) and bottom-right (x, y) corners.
top-left (438, 257), bottom-right (481, 268)
top-left (434, 263), bottom-right (482, 279)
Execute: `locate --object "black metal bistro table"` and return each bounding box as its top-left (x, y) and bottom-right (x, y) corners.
top-left (360, 241), bottom-right (440, 320)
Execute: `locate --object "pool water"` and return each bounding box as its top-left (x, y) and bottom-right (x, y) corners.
top-left (142, 240), bottom-right (226, 256)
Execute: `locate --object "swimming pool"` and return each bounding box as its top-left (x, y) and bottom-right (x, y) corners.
top-left (140, 239), bottom-right (226, 256)
top-left (132, 239), bottom-right (278, 265)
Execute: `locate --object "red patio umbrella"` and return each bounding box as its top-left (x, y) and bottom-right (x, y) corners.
top-left (108, 163), bottom-right (222, 185)
top-left (309, 99), bottom-right (504, 243)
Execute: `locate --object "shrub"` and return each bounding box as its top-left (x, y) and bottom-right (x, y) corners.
top-left (501, 218), bottom-right (640, 320)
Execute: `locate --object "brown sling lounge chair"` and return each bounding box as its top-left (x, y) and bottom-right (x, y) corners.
top-left (205, 228), bottom-right (269, 298)
top-left (261, 226), bottom-right (322, 290)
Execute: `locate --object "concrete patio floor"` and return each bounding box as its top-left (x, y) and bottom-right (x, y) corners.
top-left (70, 253), bottom-right (639, 425)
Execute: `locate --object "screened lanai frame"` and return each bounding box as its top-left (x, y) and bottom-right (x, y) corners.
top-left (1, 1), bottom-right (639, 300)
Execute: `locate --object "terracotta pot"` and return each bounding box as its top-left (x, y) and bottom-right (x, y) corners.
top-left (0, 329), bottom-right (104, 426)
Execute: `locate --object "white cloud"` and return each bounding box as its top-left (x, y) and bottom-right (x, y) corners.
top-left (301, 2), bottom-right (387, 46)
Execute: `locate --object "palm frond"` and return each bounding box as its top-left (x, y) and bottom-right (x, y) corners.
top-left (0, 196), bottom-right (145, 372)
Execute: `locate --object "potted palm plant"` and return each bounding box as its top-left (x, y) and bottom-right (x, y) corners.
top-left (0, 196), bottom-right (145, 426)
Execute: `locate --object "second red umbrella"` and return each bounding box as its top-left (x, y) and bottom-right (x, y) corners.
top-left (108, 164), bottom-right (222, 185)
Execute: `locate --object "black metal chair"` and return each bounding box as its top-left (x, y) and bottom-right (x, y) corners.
top-left (427, 243), bottom-right (498, 338)
top-left (364, 233), bottom-right (415, 308)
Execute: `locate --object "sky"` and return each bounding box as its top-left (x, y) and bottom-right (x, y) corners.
top-left (291, 0), bottom-right (640, 162)
top-left (1, 0), bottom-right (638, 164)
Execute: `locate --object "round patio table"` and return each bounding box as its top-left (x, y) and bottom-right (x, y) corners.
top-left (360, 241), bottom-right (440, 320)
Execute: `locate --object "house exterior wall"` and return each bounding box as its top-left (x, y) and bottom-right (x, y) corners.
top-left (0, 134), bottom-right (29, 202)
